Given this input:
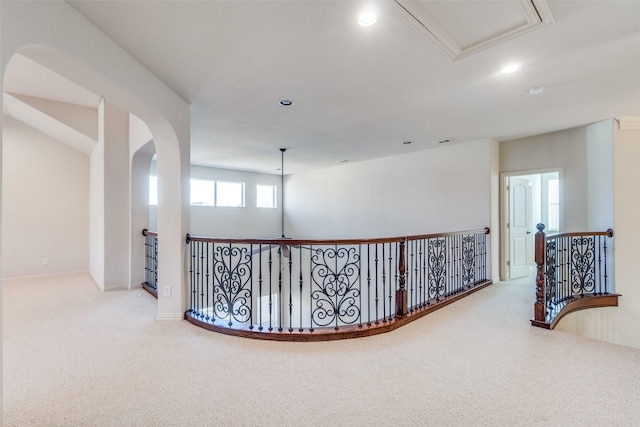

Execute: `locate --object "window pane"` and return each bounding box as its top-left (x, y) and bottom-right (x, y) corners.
top-left (548, 178), bottom-right (560, 230)
top-left (257, 184), bottom-right (277, 208)
top-left (149, 176), bottom-right (158, 206)
top-left (548, 178), bottom-right (559, 204)
top-left (191, 179), bottom-right (215, 206)
top-left (548, 204), bottom-right (560, 230)
top-left (216, 181), bottom-right (244, 207)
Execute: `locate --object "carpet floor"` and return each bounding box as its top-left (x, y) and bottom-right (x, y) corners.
top-left (3, 273), bottom-right (640, 426)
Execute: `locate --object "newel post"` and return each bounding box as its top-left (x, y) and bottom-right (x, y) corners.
top-left (396, 238), bottom-right (408, 317)
top-left (534, 223), bottom-right (546, 323)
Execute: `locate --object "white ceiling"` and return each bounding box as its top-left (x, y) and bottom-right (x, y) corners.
top-left (4, 1), bottom-right (640, 175)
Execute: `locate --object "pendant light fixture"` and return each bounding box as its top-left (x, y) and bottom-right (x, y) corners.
top-left (280, 148), bottom-right (286, 238)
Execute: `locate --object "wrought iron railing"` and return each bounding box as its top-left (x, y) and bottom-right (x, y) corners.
top-left (532, 223), bottom-right (618, 329)
top-left (405, 231), bottom-right (488, 313)
top-left (185, 228), bottom-right (491, 340)
top-left (142, 229), bottom-right (158, 297)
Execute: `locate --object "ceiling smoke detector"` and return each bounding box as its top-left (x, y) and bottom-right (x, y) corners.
top-left (528, 86), bottom-right (545, 95)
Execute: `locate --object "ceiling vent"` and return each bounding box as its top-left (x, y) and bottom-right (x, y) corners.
top-left (394, 0), bottom-right (554, 60)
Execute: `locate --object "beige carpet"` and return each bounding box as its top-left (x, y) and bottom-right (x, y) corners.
top-left (3, 273), bottom-right (640, 426)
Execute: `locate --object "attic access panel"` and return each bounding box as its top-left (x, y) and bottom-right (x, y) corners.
top-left (394, 0), bottom-right (554, 60)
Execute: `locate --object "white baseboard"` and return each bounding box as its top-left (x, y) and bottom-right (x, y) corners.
top-left (2, 270), bottom-right (89, 282)
top-left (103, 284), bottom-right (131, 292)
top-left (156, 313), bottom-right (185, 321)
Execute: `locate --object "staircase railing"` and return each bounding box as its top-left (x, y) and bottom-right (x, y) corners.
top-left (141, 229), bottom-right (158, 297)
top-left (184, 228), bottom-right (491, 341)
top-left (532, 223), bottom-right (618, 329)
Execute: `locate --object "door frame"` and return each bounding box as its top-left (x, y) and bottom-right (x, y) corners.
top-left (500, 167), bottom-right (564, 281)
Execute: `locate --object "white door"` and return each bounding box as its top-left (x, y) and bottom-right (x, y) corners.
top-left (508, 177), bottom-right (532, 279)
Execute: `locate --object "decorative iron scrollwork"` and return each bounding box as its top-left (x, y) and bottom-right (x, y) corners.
top-left (428, 238), bottom-right (446, 299)
top-left (571, 237), bottom-right (595, 295)
top-left (213, 245), bottom-right (252, 325)
top-left (462, 235), bottom-right (475, 285)
top-left (310, 246), bottom-right (361, 327)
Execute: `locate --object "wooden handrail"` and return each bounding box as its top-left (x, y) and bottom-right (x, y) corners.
top-left (185, 227), bottom-right (490, 246)
top-left (406, 227), bottom-right (490, 242)
top-left (186, 235), bottom-right (402, 245)
top-left (545, 229), bottom-right (613, 239)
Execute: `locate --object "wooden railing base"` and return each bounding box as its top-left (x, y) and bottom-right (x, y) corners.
top-left (185, 280), bottom-right (492, 342)
top-left (141, 282), bottom-right (158, 298)
top-left (531, 293), bottom-right (620, 330)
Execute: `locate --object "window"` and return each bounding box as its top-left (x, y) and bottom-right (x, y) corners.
top-left (149, 176), bottom-right (158, 206)
top-left (190, 179), bottom-right (215, 206)
top-left (256, 184), bottom-right (277, 208)
top-left (151, 176), bottom-right (245, 207)
top-left (547, 178), bottom-right (560, 232)
top-left (216, 181), bottom-right (244, 207)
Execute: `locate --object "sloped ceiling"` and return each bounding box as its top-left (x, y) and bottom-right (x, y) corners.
top-left (3, 1), bottom-right (640, 175)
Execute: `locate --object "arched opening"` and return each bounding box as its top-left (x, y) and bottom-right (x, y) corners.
top-left (1, 16), bottom-right (192, 420)
top-left (130, 126), bottom-right (157, 290)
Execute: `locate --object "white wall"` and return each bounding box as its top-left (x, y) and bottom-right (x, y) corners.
top-left (555, 119), bottom-right (639, 349)
top-left (586, 120), bottom-right (614, 230)
top-left (500, 126), bottom-right (588, 232)
top-left (89, 101), bottom-right (130, 291)
top-left (2, 116), bottom-right (89, 278)
top-left (285, 140), bottom-right (493, 239)
top-left (150, 163), bottom-right (282, 238)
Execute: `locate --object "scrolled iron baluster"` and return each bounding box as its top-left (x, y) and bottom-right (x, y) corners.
top-left (382, 243), bottom-right (386, 322)
top-left (310, 245), bottom-right (361, 328)
top-left (189, 240), bottom-right (195, 314)
top-left (389, 242), bottom-right (395, 320)
top-left (462, 234), bottom-right (476, 287)
top-left (299, 246), bottom-right (304, 332)
top-left (428, 238), bottom-right (446, 301)
top-left (374, 244), bottom-right (379, 325)
top-left (268, 247), bottom-right (274, 331)
top-left (571, 236), bottom-right (595, 297)
top-left (288, 246), bottom-right (294, 333)
top-left (366, 244), bottom-right (371, 327)
top-left (358, 244), bottom-right (363, 327)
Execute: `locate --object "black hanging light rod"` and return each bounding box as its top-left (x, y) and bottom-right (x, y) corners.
top-left (280, 148), bottom-right (286, 238)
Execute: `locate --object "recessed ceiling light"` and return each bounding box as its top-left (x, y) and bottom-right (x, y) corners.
top-left (358, 11), bottom-right (377, 26)
top-left (528, 86), bottom-right (545, 95)
top-left (500, 63), bottom-right (521, 74)
top-left (279, 100), bottom-right (293, 106)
